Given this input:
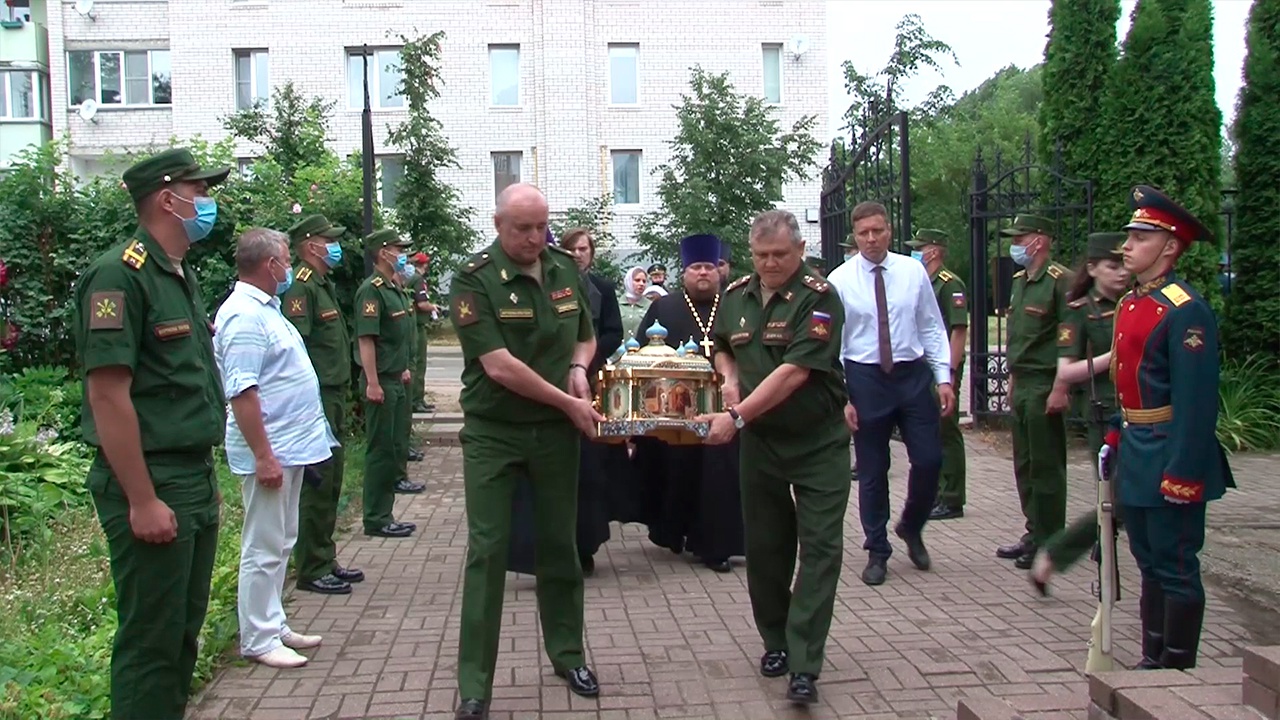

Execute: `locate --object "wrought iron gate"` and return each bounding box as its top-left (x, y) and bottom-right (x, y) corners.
top-left (819, 110), bottom-right (911, 272)
top-left (967, 139), bottom-right (1093, 424)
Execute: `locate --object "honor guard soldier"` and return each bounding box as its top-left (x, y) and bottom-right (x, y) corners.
top-left (354, 229), bottom-right (418, 539)
top-left (906, 229), bottom-right (969, 521)
top-left (450, 184), bottom-right (603, 720)
top-left (281, 214), bottom-right (364, 594)
top-left (1098, 185), bottom-right (1234, 670)
top-left (701, 210), bottom-right (853, 707)
top-left (997, 214), bottom-right (1075, 569)
top-left (75, 148), bottom-right (230, 719)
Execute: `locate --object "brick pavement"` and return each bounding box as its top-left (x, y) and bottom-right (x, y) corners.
top-left (189, 436), bottom-right (1263, 720)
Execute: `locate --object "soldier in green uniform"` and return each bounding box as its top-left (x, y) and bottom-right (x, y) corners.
top-left (1031, 232), bottom-right (1130, 588)
top-left (354, 229), bottom-right (418, 539)
top-left (906, 229), bottom-right (970, 520)
top-left (699, 210), bottom-right (853, 707)
top-left (75, 148), bottom-right (229, 720)
top-left (280, 214), bottom-right (365, 595)
top-left (997, 214), bottom-right (1075, 570)
top-left (409, 252), bottom-right (439, 414)
top-left (392, 266), bottom-right (427, 490)
top-left (449, 184), bottom-right (603, 720)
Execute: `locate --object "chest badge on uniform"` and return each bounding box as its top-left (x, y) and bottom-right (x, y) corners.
top-left (551, 287), bottom-right (573, 301)
top-left (500, 268), bottom-right (509, 281)
top-left (739, 317), bottom-right (746, 328)
top-left (509, 292), bottom-right (519, 304)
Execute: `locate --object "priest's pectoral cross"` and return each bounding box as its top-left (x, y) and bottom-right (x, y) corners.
top-left (699, 335), bottom-right (715, 358)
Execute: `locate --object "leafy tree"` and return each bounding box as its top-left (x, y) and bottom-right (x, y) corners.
top-left (1038, 0), bottom-right (1121, 181)
top-left (840, 14), bottom-right (959, 131)
top-left (551, 194), bottom-right (623, 285)
top-left (1223, 0), bottom-right (1280, 361)
top-left (1096, 0), bottom-right (1222, 300)
top-left (635, 67), bottom-right (820, 269)
top-left (222, 82), bottom-right (334, 179)
top-left (387, 31), bottom-right (482, 286)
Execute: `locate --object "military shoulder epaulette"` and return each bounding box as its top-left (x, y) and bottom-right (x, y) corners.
top-left (938, 269), bottom-right (955, 283)
top-left (1046, 263), bottom-right (1066, 280)
top-left (801, 274), bottom-right (830, 293)
top-left (1067, 297), bottom-right (1089, 309)
top-left (1161, 283), bottom-right (1192, 307)
top-left (296, 266), bottom-right (314, 283)
top-left (1013, 269), bottom-right (1027, 278)
top-left (121, 240), bottom-right (148, 271)
top-left (371, 276), bottom-right (385, 288)
top-left (462, 251), bottom-right (492, 274)
top-left (726, 275), bottom-right (750, 292)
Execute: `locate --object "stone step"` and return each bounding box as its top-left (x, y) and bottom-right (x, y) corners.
top-left (412, 412), bottom-right (464, 424)
top-left (419, 423), bottom-right (462, 447)
top-left (1245, 647), bottom-right (1280, 719)
top-left (1088, 666), bottom-right (1262, 720)
top-left (956, 693), bottom-right (1084, 719)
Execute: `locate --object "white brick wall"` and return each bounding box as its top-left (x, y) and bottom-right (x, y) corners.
top-left (49, 0), bottom-right (828, 254)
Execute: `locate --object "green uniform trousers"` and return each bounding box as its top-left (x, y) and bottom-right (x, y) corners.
top-left (740, 426), bottom-right (851, 677)
top-left (294, 386), bottom-right (346, 583)
top-left (457, 417), bottom-right (585, 699)
top-left (412, 331), bottom-right (429, 407)
top-left (362, 374), bottom-right (409, 531)
top-left (89, 451), bottom-right (220, 720)
top-left (937, 363), bottom-right (967, 507)
top-left (1043, 415), bottom-right (1124, 571)
top-left (1010, 373), bottom-right (1067, 547)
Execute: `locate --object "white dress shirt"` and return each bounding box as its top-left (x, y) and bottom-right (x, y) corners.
top-left (827, 251), bottom-right (952, 384)
top-left (214, 281), bottom-right (337, 475)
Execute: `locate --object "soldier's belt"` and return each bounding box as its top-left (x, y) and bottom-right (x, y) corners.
top-left (1121, 405), bottom-right (1172, 424)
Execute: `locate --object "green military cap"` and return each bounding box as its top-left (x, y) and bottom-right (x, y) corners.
top-left (1000, 213), bottom-right (1057, 238)
top-left (287, 214), bottom-right (345, 245)
top-left (121, 147), bottom-right (231, 204)
top-left (905, 228), bottom-right (949, 248)
top-left (1123, 184), bottom-right (1212, 245)
top-left (364, 228), bottom-right (411, 251)
top-left (1086, 232), bottom-right (1126, 260)
top-left (839, 233), bottom-right (854, 249)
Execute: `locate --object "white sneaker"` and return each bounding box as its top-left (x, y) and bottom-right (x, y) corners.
top-left (281, 631), bottom-right (323, 650)
top-left (250, 646), bottom-right (308, 668)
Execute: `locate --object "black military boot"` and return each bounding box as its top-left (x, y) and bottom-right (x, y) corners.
top-left (1159, 599), bottom-right (1205, 670)
top-left (1135, 579), bottom-right (1165, 669)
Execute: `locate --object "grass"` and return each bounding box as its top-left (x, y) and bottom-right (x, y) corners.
top-left (0, 441), bottom-right (367, 720)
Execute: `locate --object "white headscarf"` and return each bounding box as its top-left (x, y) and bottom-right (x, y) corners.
top-left (642, 285), bottom-right (668, 300)
top-left (623, 265), bottom-right (648, 303)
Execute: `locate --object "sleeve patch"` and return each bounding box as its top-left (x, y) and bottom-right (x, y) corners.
top-left (88, 291), bottom-right (126, 331)
top-left (286, 296), bottom-right (307, 317)
top-left (951, 292), bottom-right (966, 308)
top-left (807, 310), bottom-right (833, 340)
top-left (362, 299), bottom-right (379, 318)
top-left (453, 291), bottom-right (480, 327)
top-left (1182, 326), bottom-right (1205, 351)
top-left (1057, 323), bottom-right (1076, 347)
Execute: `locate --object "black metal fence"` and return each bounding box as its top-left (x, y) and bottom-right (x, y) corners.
top-left (818, 111), bottom-right (911, 273)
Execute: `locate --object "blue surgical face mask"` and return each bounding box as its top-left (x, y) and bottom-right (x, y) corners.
top-left (271, 260), bottom-right (293, 296)
top-left (910, 250), bottom-right (925, 264)
top-left (401, 264), bottom-right (417, 281)
top-left (1009, 244), bottom-right (1030, 267)
top-left (170, 193), bottom-right (217, 243)
top-left (394, 253), bottom-right (408, 271)
top-left (323, 242), bottom-right (343, 268)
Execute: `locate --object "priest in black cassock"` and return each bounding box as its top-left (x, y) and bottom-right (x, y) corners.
top-left (631, 234), bottom-right (745, 572)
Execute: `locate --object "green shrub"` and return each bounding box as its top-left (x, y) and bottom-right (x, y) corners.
top-left (0, 410), bottom-right (90, 560)
top-left (0, 367), bottom-right (82, 434)
top-left (1217, 354), bottom-right (1280, 453)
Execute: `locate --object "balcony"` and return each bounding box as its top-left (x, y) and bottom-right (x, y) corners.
top-left (0, 18), bottom-right (50, 69)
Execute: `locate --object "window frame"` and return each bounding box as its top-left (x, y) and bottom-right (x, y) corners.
top-left (0, 69), bottom-right (49, 121)
top-left (490, 151), bottom-right (523, 204)
top-left (345, 47), bottom-right (405, 111)
top-left (66, 49), bottom-right (172, 108)
top-left (607, 43), bottom-right (640, 106)
top-left (233, 49), bottom-right (270, 110)
top-left (762, 43), bottom-right (783, 105)
top-left (487, 44), bottom-right (521, 108)
top-left (379, 155), bottom-right (406, 209)
top-left (610, 150), bottom-right (642, 206)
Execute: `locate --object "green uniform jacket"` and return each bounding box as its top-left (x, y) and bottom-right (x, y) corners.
top-left (932, 266), bottom-right (968, 331)
top-left (1057, 289), bottom-right (1116, 405)
top-left (281, 263), bottom-right (351, 389)
top-left (73, 229), bottom-right (225, 453)
top-left (354, 271), bottom-right (413, 376)
top-left (713, 267), bottom-right (847, 438)
top-left (449, 242), bottom-right (594, 423)
top-left (1008, 260), bottom-right (1074, 375)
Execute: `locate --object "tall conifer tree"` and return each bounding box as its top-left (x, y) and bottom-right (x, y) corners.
top-left (1039, 0), bottom-right (1121, 182)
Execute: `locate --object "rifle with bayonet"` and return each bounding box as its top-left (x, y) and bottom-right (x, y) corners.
top-left (1085, 338), bottom-right (1119, 672)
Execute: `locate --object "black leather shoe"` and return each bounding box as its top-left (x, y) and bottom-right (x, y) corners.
top-left (997, 540), bottom-right (1030, 559)
top-left (332, 565), bottom-right (364, 583)
top-left (413, 402), bottom-right (435, 414)
top-left (297, 573), bottom-right (352, 595)
top-left (407, 449), bottom-right (425, 462)
top-left (364, 523), bottom-right (413, 538)
top-left (395, 480), bottom-right (426, 494)
top-left (1014, 549), bottom-right (1036, 570)
top-left (454, 698), bottom-right (488, 720)
top-left (929, 504), bottom-right (964, 521)
top-left (895, 525), bottom-right (931, 571)
top-left (580, 554), bottom-right (595, 576)
top-left (760, 650), bottom-right (788, 678)
top-left (861, 556), bottom-right (887, 586)
top-left (554, 666), bottom-right (599, 697)
top-left (786, 673), bottom-right (819, 705)
top-left (705, 559), bottom-right (731, 573)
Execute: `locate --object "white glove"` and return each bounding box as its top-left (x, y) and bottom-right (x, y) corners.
top-left (1164, 495), bottom-right (1191, 505)
top-left (1097, 445), bottom-right (1112, 480)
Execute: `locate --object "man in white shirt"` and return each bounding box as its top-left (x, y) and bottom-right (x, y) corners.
top-left (827, 202), bottom-right (956, 587)
top-left (214, 228), bottom-right (338, 669)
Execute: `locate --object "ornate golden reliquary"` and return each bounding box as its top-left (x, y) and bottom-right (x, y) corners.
top-left (594, 321), bottom-right (723, 445)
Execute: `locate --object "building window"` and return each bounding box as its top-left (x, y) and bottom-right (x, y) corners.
top-left (380, 156), bottom-right (405, 209)
top-left (491, 151), bottom-right (522, 203)
top-left (234, 50), bottom-right (269, 110)
top-left (611, 150), bottom-right (641, 205)
top-left (236, 157), bottom-right (256, 179)
top-left (345, 48), bottom-right (403, 110)
top-left (1, 70), bottom-right (48, 120)
top-left (3, 0), bottom-right (31, 23)
top-left (67, 50), bottom-right (171, 106)
top-left (762, 44), bottom-right (782, 104)
top-left (608, 44), bottom-right (639, 105)
top-left (488, 45), bottom-right (520, 106)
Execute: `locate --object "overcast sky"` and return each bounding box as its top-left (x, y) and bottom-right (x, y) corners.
top-left (825, 0), bottom-right (1252, 140)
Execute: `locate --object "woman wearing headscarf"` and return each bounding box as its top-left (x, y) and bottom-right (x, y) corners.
top-left (618, 265), bottom-right (650, 341)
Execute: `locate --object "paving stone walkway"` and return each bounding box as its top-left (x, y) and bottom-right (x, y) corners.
top-left (190, 435), bottom-right (1271, 720)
